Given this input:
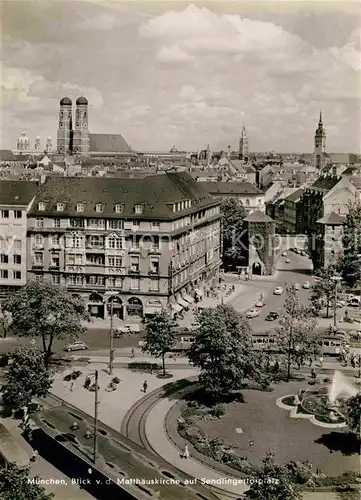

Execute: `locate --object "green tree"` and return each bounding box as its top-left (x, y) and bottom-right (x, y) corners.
top-left (344, 393), bottom-right (361, 437)
top-left (1, 346), bottom-right (52, 410)
top-left (0, 463), bottom-right (54, 500)
top-left (2, 281), bottom-right (89, 366)
top-left (311, 266), bottom-right (337, 318)
top-left (275, 284), bottom-right (319, 381)
top-left (245, 451), bottom-right (302, 500)
top-left (141, 312), bottom-right (177, 376)
top-left (221, 197), bottom-right (247, 270)
top-left (338, 202), bottom-right (361, 286)
top-left (188, 305), bottom-right (257, 398)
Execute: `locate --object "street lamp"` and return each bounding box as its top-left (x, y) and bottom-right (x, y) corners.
top-left (108, 297), bottom-right (115, 376)
top-left (331, 276), bottom-right (342, 328)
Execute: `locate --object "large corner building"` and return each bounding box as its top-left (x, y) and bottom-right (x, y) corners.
top-left (27, 172), bottom-right (221, 320)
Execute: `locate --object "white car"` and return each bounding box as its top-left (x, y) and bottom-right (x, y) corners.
top-left (294, 283), bottom-right (301, 291)
top-left (255, 300), bottom-right (267, 308)
top-left (282, 251), bottom-right (288, 257)
top-left (273, 287), bottom-right (284, 295)
top-left (303, 281), bottom-right (311, 289)
top-left (246, 309), bottom-right (260, 319)
top-left (285, 258), bottom-right (291, 263)
top-left (63, 340), bottom-right (88, 352)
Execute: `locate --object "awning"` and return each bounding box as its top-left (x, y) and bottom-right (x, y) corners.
top-left (144, 306), bottom-right (163, 315)
top-left (194, 288), bottom-right (204, 297)
top-left (171, 304), bottom-right (182, 314)
top-left (183, 294), bottom-right (194, 304)
top-left (177, 298), bottom-right (189, 308)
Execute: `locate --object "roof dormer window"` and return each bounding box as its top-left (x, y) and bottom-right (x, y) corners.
top-left (114, 204), bottom-right (123, 214)
top-left (57, 203), bottom-right (64, 212)
top-left (95, 203), bottom-right (104, 213)
top-left (76, 203), bottom-right (84, 212)
top-left (38, 202), bottom-right (46, 211)
top-left (134, 204), bottom-right (144, 215)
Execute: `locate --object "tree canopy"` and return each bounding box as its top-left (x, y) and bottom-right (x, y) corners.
top-left (221, 197), bottom-right (247, 270)
top-left (2, 346), bottom-right (52, 410)
top-left (344, 393), bottom-right (361, 437)
top-left (338, 202), bottom-right (361, 286)
top-left (188, 304), bottom-right (257, 397)
top-left (245, 452), bottom-right (303, 500)
top-left (141, 311), bottom-right (177, 376)
top-left (2, 281), bottom-right (89, 365)
top-left (275, 284), bottom-right (318, 380)
top-left (0, 463), bottom-right (54, 500)
top-left (310, 266), bottom-right (337, 318)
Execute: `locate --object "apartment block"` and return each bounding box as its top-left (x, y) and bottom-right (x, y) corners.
top-left (0, 180), bottom-right (38, 296)
top-left (27, 173), bottom-right (221, 320)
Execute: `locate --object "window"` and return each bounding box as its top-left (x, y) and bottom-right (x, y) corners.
top-left (108, 236), bottom-right (122, 249)
top-left (132, 221), bottom-right (140, 230)
top-left (75, 254), bottom-right (82, 265)
top-left (0, 270), bottom-right (8, 279)
top-left (35, 274), bottom-right (43, 282)
top-left (108, 276), bottom-right (116, 287)
top-left (98, 276), bottom-right (105, 286)
top-left (89, 275), bottom-right (97, 285)
top-left (0, 254), bottom-right (8, 264)
top-left (51, 254), bottom-right (60, 267)
top-left (153, 237), bottom-right (160, 250)
top-left (34, 234), bottom-right (44, 247)
top-left (70, 218), bottom-right (85, 228)
top-left (34, 252), bottom-right (43, 265)
top-left (134, 204), bottom-right (143, 214)
top-left (51, 274), bottom-right (60, 285)
top-left (72, 236), bottom-right (82, 248)
top-left (53, 218), bottom-right (60, 228)
top-left (88, 236), bottom-right (103, 248)
top-left (149, 277), bottom-right (159, 291)
top-left (13, 255), bottom-right (21, 264)
top-left (150, 257), bottom-right (159, 273)
top-left (35, 218), bottom-right (44, 228)
top-left (14, 210), bottom-right (22, 219)
top-left (38, 202), bottom-right (46, 211)
top-left (0, 210), bottom-right (9, 218)
top-left (245, 199), bottom-right (250, 207)
top-left (130, 256), bottom-right (139, 273)
top-left (56, 203), bottom-right (64, 212)
top-left (108, 256), bottom-right (122, 267)
top-left (51, 235), bottom-right (60, 246)
top-left (75, 275), bottom-right (83, 285)
top-left (13, 271), bottom-right (21, 280)
top-left (114, 204), bottom-right (123, 213)
top-left (76, 203), bottom-right (84, 212)
top-left (109, 220), bottom-right (123, 230)
top-left (95, 203), bottom-right (104, 213)
top-left (88, 219), bottom-right (105, 229)
top-left (151, 221), bottom-right (160, 229)
top-left (67, 275), bottom-right (76, 285)
top-left (87, 255), bottom-right (104, 265)
top-left (130, 277), bottom-right (140, 290)
top-left (67, 254), bottom-right (75, 265)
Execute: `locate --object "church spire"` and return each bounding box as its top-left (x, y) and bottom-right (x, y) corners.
top-left (319, 110), bottom-right (322, 125)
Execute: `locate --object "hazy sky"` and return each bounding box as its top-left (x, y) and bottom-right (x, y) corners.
top-left (1, 0), bottom-right (360, 152)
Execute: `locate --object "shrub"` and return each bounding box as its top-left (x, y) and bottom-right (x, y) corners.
top-left (212, 403), bottom-right (226, 418)
top-left (112, 377), bottom-right (120, 384)
top-left (128, 362), bottom-right (159, 372)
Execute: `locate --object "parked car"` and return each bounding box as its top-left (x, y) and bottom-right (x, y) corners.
top-left (266, 311), bottom-right (279, 321)
top-left (294, 248), bottom-right (300, 254)
top-left (282, 251), bottom-right (288, 257)
top-left (274, 287), bottom-right (284, 295)
top-left (313, 276), bottom-right (322, 283)
top-left (285, 258), bottom-right (291, 263)
top-left (294, 283), bottom-right (301, 291)
top-left (63, 340), bottom-right (88, 352)
top-left (348, 297), bottom-right (361, 307)
top-left (300, 250), bottom-right (307, 256)
top-left (303, 281), bottom-right (311, 289)
top-left (255, 299), bottom-right (267, 308)
top-left (246, 309), bottom-right (260, 319)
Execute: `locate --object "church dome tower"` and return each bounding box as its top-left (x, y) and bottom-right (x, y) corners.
top-left (17, 131), bottom-right (30, 153)
top-left (57, 97), bottom-right (73, 154)
top-left (314, 111), bottom-right (326, 169)
top-left (72, 96), bottom-right (89, 154)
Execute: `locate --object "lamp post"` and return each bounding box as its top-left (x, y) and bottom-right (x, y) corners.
top-left (331, 276), bottom-right (342, 328)
top-left (109, 297), bottom-right (114, 376)
top-left (92, 370), bottom-right (99, 463)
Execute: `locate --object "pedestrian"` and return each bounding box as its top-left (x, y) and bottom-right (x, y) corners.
top-left (309, 357), bottom-right (313, 367)
top-left (131, 348), bottom-right (135, 358)
top-left (319, 356), bottom-right (323, 367)
top-left (249, 440), bottom-right (254, 447)
top-left (143, 380), bottom-right (148, 393)
top-left (31, 450), bottom-right (38, 462)
top-left (183, 444), bottom-right (189, 459)
top-left (344, 309), bottom-right (348, 321)
top-left (311, 368), bottom-right (316, 379)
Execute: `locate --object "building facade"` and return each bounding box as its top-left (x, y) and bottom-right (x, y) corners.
top-left (26, 173), bottom-right (221, 319)
top-left (202, 181), bottom-right (265, 212)
top-left (0, 181), bottom-right (38, 296)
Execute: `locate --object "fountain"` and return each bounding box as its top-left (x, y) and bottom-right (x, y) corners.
top-left (277, 371), bottom-right (359, 429)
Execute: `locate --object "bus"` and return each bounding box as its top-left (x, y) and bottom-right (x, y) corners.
top-left (0, 423), bottom-right (30, 470)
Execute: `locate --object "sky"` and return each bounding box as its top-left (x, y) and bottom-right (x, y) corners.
top-left (1, 0), bottom-right (360, 153)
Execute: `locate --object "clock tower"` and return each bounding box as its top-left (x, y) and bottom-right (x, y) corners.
top-left (314, 111), bottom-right (326, 169)
top-left (72, 96), bottom-right (90, 154)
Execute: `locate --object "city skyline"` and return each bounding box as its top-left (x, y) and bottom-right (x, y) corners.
top-left (1, 1), bottom-right (360, 153)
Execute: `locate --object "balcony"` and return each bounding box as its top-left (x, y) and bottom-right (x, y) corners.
top-left (32, 263), bottom-right (43, 269)
top-left (49, 265), bottom-right (60, 271)
top-left (128, 268), bottom-right (140, 274)
top-left (85, 244), bottom-right (105, 252)
top-left (149, 269), bottom-right (159, 275)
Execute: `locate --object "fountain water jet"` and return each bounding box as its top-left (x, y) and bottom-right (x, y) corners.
top-left (328, 370), bottom-right (358, 404)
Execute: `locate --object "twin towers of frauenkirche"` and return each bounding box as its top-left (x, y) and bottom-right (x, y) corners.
top-left (57, 96), bottom-right (89, 155)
